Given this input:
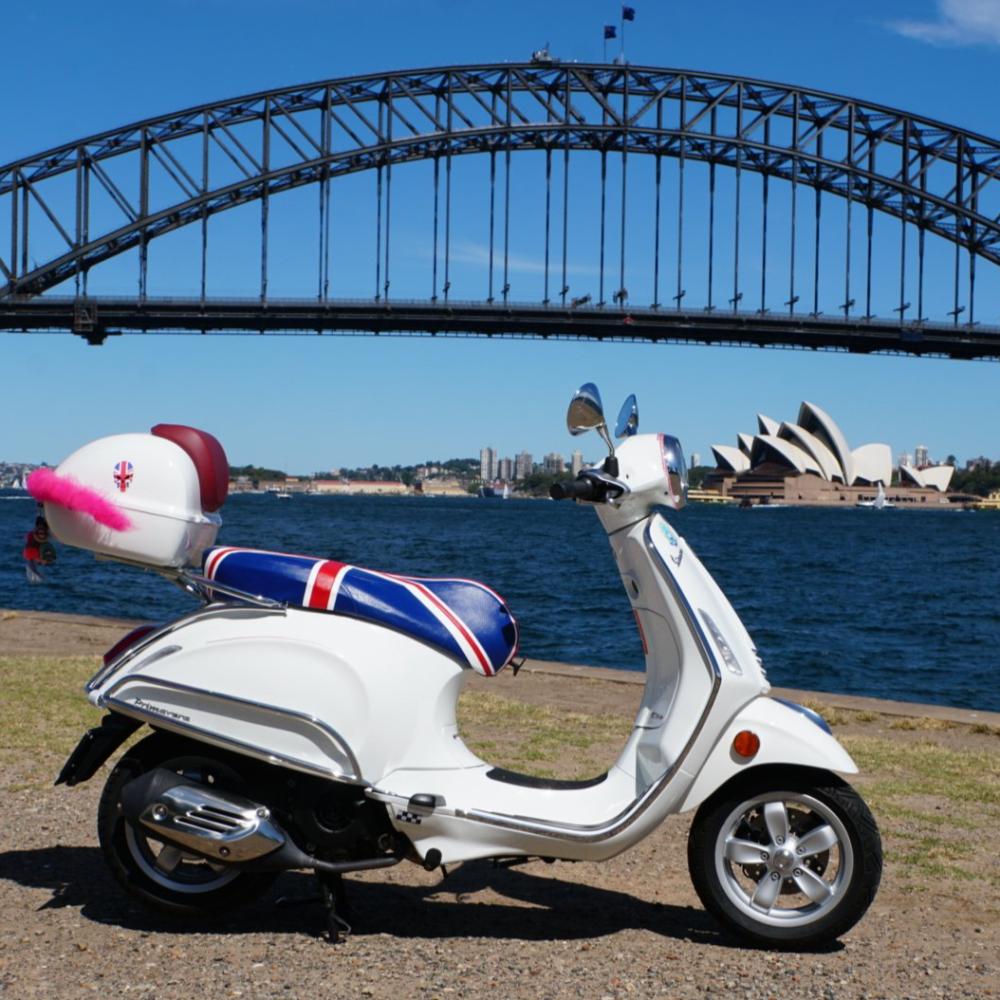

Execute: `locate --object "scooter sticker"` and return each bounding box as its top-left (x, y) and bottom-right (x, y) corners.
top-left (395, 810), bottom-right (423, 825)
top-left (113, 460), bottom-right (134, 493)
top-left (658, 521), bottom-right (683, 565)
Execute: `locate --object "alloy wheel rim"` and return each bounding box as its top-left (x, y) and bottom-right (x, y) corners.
top-left (714, 790), bottom-right (854, 928)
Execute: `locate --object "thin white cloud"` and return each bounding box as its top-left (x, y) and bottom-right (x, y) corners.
top-left (449, 241), bottom-right (600, 278)
top-left (889, 0), bottom-right (1000, 46)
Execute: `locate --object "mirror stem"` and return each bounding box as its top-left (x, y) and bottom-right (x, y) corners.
top-left (597, 424), bottom-right (615, 457)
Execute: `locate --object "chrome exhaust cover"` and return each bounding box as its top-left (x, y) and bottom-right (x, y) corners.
top-left (122, 768), bottom-right (285, 863)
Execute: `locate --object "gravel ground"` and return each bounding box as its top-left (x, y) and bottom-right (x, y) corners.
top-left (0, 612), bottom-right (997, 999)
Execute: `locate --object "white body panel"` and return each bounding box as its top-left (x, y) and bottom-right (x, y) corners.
top-left (46, 432), bottom-right (220, 567)
top-left (88, 431), bottom-right (857, 867)
top-left (677, 696), bottom-right (857, 813)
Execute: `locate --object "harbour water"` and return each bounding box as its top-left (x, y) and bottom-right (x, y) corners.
top-left (2, 491), bottom-right (997, 711)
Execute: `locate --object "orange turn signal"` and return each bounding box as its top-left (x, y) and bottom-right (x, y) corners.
top-left (732, 730), bottom-right (760, 759)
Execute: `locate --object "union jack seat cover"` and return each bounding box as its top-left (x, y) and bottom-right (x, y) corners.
top-left (203, 547), bottom-right (519, 677)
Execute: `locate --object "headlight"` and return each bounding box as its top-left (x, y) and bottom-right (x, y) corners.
top-left (660, 434), bottom-right (688, 509)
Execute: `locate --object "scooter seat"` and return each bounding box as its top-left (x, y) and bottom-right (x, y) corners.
top-left (203, 547), bottom-right (519, 677)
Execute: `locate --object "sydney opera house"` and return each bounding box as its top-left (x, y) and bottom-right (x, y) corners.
top-left (706, 402), bottom-right (955, 505)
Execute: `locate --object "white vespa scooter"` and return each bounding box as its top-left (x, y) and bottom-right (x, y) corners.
top-left (48, 388), bottom-right (881, 949)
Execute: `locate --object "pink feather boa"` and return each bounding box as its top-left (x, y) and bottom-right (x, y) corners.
top-left (27, 468), bottom-right (133, 532)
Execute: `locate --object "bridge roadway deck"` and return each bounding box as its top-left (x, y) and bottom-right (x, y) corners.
top-left (3, 296), bottom-right (1000, 358)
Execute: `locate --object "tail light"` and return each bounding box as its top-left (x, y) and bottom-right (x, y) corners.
top-left (103, 624), bottom-right (158, 667)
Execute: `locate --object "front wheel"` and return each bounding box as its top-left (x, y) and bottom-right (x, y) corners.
top-left (687, 767), bottom-right (882, 949)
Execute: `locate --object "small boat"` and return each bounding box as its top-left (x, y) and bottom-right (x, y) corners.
top-left (857, 483), bottom-right (894, 510)
top-left (276, 490), bottom-right (292, 500)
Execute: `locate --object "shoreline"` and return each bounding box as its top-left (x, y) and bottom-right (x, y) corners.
top-left (3, 607), bottom-right (997, 727)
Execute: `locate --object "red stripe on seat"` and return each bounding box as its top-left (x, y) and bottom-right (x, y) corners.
top-left (307, 560), bottom-right (344, 609)
top-left (408, 580), bottom-right (494, 676)
top-left (205, 547), bottom-right (238, 579)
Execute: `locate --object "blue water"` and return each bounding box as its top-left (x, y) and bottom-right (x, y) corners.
top-left (2, 491), bottom-right (998, 711)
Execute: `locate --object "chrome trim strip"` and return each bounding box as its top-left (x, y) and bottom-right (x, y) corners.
top-left (454, 516), bottom-right (722, 843)
top-left (101, 673), bottom-right (365, 784)
top-left (86, 602), bottom-right (287, 692)
top-left (176, 570), bottom-right (285, 609)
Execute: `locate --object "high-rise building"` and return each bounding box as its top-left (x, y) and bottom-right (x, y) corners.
top-left (543, 452), bottom-right (565, 475)
top-left (571, 450), bottom-right (584, 476)
top-left (514, 451), bottom-right (533, 480)
top-left (480, 446), bottom-right (498, 481)
top-left (498, 456), bottom-right (513, 482)
top-left (689, 452), bottom-right (701, 469)
top-left (914, 444), bottom-right (929, 468)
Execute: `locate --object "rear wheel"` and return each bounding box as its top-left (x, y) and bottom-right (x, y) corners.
top-left (97, 732), bottom-right (276, 917)
top-left (688, 767), bottom-right (882, 949)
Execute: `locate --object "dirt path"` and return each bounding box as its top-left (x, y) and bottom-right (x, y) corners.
top-left (0, 610), bottom-right (996, 999)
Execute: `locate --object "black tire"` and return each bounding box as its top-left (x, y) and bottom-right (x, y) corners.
top-left (687, 766), bottom-right (882, 949)
top-left (97, 732), bottom-right (276, 918)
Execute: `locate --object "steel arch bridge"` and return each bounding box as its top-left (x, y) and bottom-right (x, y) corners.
top-left (3, 62), bottom-right (1000, 357)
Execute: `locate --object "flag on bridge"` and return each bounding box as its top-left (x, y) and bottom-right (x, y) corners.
top-left (623, 5), bottom-right (636, 20)
top-left (604, 24), bottom-right (617, 39)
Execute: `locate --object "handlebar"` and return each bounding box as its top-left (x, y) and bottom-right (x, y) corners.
top-left (550, 474), bottom-right (625, 502)
top-left (549, 477), bottom-right (601, 501)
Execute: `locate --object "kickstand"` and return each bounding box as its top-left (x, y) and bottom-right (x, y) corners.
top-left (318, 872), bottom-right (352, 944)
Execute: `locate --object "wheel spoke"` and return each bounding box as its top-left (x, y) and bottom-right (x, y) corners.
top-left (751, 872), bottom-right (783, 911)
top-left (155, 845), bottom-right (184, 874)
top-left (763, 801), bottom-right (790, 845)
top-left (796, 823), bottom-right (838, 858)
top-left (725, 837), bottom-right (769, 865)
top-left (792, 865), bottom-right (834, 904)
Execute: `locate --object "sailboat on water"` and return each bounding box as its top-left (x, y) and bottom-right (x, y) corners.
top-left (857, 482), bottom-right (895, 510)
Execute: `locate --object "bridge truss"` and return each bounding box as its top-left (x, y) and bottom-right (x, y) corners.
top-left (2, 63), bottom-right (1000, 356)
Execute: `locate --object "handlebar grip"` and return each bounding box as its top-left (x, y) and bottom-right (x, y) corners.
top-left (549, 478), bottom-right (599, 501)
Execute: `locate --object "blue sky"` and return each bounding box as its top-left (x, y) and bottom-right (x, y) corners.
top-left (2, 0), bottom-right (999, 472)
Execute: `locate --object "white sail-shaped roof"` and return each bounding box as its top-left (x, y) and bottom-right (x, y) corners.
top-left (711, 444), bottom-right (751, 474)
top-left (778, 422), bottom-right (844, 482)
top-left (737, 432), bottom-right (755, 456)
top-left (750, 435), bottom-right (821, 476)
top-left (798, 401), bottom-right (854, 485)
top-left (757, 413), bottom-right (781, 437)
top-left (921, 465), bottom-right (954, 492)
top-left (901, 463), bottom-right (953, 492)
top-left (851, 443), bottom-right (893, 486)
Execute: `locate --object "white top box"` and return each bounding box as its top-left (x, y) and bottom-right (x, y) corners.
top-left (45, 430), bottom-right (224, 569)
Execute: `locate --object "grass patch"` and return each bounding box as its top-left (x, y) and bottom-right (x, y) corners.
top-left (799, 698), bottom-right (853, 727)
top-left (888, 716), bottom-right (957, 732)
top-left (0, 656), bottom-right (104, 788)
top-left (844, 736), bottom-right (999, 807)
top-left (458, 690), bottom-right (631, 780)
top-left (0, 656), bottom-right (102, 753)
top-left (844, 734), bottom-right (998, 888)
top-left (970, 723), bottom-right (1000, 737)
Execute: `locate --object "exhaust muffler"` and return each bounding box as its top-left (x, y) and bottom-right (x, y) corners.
top-left (120, 768), bottom-right (406, 875)
top-left (120, 768), bottom-right (286, 863)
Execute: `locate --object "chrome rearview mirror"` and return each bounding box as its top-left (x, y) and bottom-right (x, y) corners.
top-left (567, 383), bottom-right (605, 434)
top-left (660, 434), bottom-right (688, 509)
top-left (567, 383), bottom-right (615, 456)
top-left (614, 394), bottom-right (639, 439)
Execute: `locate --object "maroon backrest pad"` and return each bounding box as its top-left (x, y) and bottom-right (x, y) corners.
top-left (151, 424), bottom-right (229, 512)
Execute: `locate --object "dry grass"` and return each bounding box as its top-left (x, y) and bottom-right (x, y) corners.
top-left (457, 690), bottom-right (630, 780)
top-left (888, 716), bottom-right (958, 732)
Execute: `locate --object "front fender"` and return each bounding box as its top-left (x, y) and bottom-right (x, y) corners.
top-left (678, 696), bottom-right (857, 813)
